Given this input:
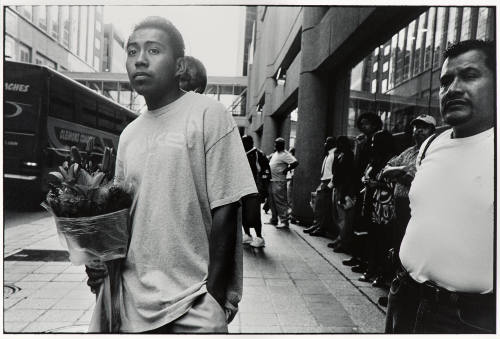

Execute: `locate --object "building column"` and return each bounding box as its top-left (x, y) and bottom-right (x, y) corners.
top-left (260, 78), bottom-right (279, 154)
top-left (291, 7), bottom-right (329, 224)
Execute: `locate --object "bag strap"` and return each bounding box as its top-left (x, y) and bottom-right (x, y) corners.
top-left (418, 129), bottom-right (448, 166)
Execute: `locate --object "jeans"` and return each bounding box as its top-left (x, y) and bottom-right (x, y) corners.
top-left (385, 269), bottom-right (495, 334)
top-left (268, 181), bottom-right (288, 224)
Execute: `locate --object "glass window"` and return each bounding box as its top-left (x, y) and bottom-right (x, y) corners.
top-left (423, 8), bottom-right (436, 71)
top-left (383, 61), bottom-right (388, 72)
top-left (61, 6), bottom-right (70, 48)
top-left (446, 7), bottom-right (459, 46)
top-left (17, 6), bottom-right (32, 20)
top-left (371, 79), bottom-right (377, 94)
top-left (69, 6), bottom-right (79, 54)
top-left (19, 43), bottom-right (32, 63)
top-left (394, 27), bottom-right (406, 84)
top-left (87, 7), bottom-right (95, 63)
top-left (403, 21), bottom-right (415, 80)
top-left (381, 79), bottom-right (388, 92)
top-left (372, 62), bottom-right (378, 72)
top-left (413, 12), bottom-right (426, 75)
top-left (48, 6), bottom-right (59, 40)
top-left (384, 45), bottom-right (390, 56)
top-left (79, 6), bottom-right (88, 58)
top-left (388, 35), bottom-right (397, 89)
top-left (460, 7), bottom-right (472, 41)
top-left (35, 53), bottom-right (57, 69)
top-left (37, 5), bottom-right (47, 31)
top-left (5, 35), bottom-right (15, 60)
top-left (432, 7), bottom-right (446, 69)
top-left (476, 7), bottom-right (490, 40)
top-left (94, 56), bottom-right (100, 70)
top-left (96, 20), bottom-right (102, 32)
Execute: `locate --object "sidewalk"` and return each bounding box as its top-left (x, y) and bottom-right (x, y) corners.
top-left (3, 209), bottom-right (386, 333)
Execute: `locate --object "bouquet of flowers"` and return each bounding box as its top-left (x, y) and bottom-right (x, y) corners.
top-left (41, 146), bottom-right (132, 333)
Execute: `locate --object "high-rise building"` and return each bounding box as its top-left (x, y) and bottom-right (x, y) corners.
top-left (5, 5), bottom-right (105, 72)
top-left (102, 23), bottom-right (126, 73)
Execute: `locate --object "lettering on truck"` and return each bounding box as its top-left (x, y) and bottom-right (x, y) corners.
top-left (5, 82), bottom-right (30, 92)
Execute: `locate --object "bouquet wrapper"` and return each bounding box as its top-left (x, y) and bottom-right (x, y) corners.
top-left (41, 203), bottom-right (130, 333)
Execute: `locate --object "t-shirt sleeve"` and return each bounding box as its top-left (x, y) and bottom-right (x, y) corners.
top-left (114, 135), bottom-right (126, 186)
top-left (204, 104), bottom-right (258, 210)
top-left (284, 152), bottom-right (298, 164)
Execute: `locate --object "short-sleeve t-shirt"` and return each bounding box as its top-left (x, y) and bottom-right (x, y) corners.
top-left (269, 151), bottom-right (297, 182)
top-left (114, 92), bottom-right (257, 332)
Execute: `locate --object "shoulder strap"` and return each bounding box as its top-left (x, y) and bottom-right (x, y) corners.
top-left (418, 129), bottom-right (448, 166)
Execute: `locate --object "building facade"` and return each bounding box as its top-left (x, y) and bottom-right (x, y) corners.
top-left (244, 6), bottom-right (496, 223)
top-left (5, 5), bottom-right (105, 72)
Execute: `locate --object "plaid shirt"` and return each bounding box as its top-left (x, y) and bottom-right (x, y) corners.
top-left (387, 145), bottom-right (419, 198)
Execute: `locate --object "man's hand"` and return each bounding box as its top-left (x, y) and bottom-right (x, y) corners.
top-left (381, 166), bottom-right (406, 180)
top-left (85, 261), bottom-right (108, 294)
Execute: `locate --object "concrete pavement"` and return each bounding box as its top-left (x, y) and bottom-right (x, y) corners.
top-left (3, 210), bottom-right (387, 333)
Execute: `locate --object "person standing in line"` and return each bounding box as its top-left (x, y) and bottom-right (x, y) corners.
top-left (303, 136), bottom-right (336, 238)
top-left (241, 135), bottom-right (270, 248)
top-left (286, 147), bottom-right (296, 222)
top-left (385, 39), bottom-right (495, 334)
top-left (267, 137), bottom-right (298, 228)
top-left (86, 16), bottom-right (257, 333)
top-left (327, 136), bottom-right (356, 253)
top-left (178, 55), bottom-right (207, 94)
top-left (342, 112), bottom-right (383, 272)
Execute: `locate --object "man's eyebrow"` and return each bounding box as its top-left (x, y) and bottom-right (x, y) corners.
top-left (126, 40), bottom-right (165, 48)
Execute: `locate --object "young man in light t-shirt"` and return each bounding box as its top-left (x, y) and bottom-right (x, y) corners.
top-left (86, 16), bottom-right (256, 333)
top-left (267, 137), bottom-right (298, 228)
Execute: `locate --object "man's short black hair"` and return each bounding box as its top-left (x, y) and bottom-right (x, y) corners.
top-left (275, 137), bottom-right (286, 151)
top-left (443, 39), bottom-right (495, 73)
top-left (131, 16), bottom-right (185, 60)
top-left (356, 112), bottom-right (383, 131)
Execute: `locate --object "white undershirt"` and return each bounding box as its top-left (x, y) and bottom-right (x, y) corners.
top-left (400, 128), bottom-right (494, 293)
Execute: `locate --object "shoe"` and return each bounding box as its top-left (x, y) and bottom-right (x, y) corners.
top-left (342, 257), bottom-right (360, 266)
top-left (358, 272), bottom-right (374, 282)
top-left (242, 234), bottom-right (253, 244)
top-left (303, 225), bottom-right (318, 233)
top-left (351, 264), bottom-right (366, 273)
top-left (309, 229), bottom-right (327, 237)
top-left (276, 223), bottom-right (289, 229)
top-left (250, 237), bottom-right (265, 248)
top-left (327, 239), bottom-right (340, 248)
top-left (371, 276), bottom-right (386, 288)
top-left (378, 296), bottom-right (388, 307)
top-left (265, 220), bottom-right (278, 226)
top-left (333, 246), bottom-right (348, 253)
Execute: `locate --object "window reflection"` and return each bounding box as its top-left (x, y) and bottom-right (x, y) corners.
top-left (347, 6), bottom-right (494, 138)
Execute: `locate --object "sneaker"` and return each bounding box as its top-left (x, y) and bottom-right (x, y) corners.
top-left (276, 223), bottom-right (289, 229)
top-left (242, 234), bottom-right (253, 244)
top-left (250, 237), bottom-right (265, 248)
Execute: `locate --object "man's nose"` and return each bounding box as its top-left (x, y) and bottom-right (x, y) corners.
top-left (447, 76), bottom-right (464, 94)
top-left (135, 50), bottom-right (148, 67)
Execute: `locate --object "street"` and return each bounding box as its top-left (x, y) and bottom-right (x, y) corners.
top-left (3, 207), bottom-right (386, 333)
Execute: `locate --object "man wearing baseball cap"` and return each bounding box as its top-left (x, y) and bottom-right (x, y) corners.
top-left (385, 39), bottom-right (495, 333)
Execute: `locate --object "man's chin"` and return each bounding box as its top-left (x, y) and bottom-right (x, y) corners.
top-left (442, 110), bottom-right (471, 126)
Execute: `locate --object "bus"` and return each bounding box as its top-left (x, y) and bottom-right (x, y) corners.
top-left (4, 61), bottom-right (137, 200)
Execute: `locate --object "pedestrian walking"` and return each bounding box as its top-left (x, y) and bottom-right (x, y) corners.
top-left (385, 39), bottom-right (495, 334)
top-left (267, 138), bottom-right (298, 228)
top-left (85, 16), bottom-right (257, 333)
top-left (179, 55), bottom-right (207, 94)
top-left (241, 135), bottom-right (270, 248)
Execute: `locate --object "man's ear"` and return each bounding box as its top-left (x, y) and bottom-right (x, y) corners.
top-left (175, 57), bottom-right (187, 78)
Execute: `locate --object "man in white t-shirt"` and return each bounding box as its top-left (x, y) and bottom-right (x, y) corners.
top-left (385, 39), bottom-right (495, 334)
top-left (267, 138), bottom-right (298, 228)
top-left (86, 17), bottom-right (256, 333)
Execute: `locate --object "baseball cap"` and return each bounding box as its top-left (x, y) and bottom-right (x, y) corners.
top-left (410, 114), bottom-right (436, 127)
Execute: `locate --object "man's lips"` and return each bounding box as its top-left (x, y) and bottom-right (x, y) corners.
top-left (133, 72), bottom-right (151, 79)
top-left (444, 99), bottom-right (468, 110)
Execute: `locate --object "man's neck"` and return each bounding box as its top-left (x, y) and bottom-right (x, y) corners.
top-left (452, 120), bottom-right (494, 138)
top-left (146, 88), bottom-right (184, 111)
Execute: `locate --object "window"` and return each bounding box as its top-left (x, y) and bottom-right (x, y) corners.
top-left (460, 7), bottom-right (472, 41)
top-left (94, 56), bottom-right (100, 69)
top-left (371, 79), bottom-right (377, 94)
top-left (87, 7), bottom-right (95, 63)
top-left (394, 27), bottom-right (406, 84)
top-left (95, 37), bottom-right (101, 50)
top-left (48, 6), bottom-right (59, 40)
top-left (5, 35), bottom-right (15, 60)
top-left (78, 6), bottom-right (88, 58)
top-left (17, 6), bottom-right (32, 20)
top-left (446, 7), bottom-right (459, 46)
top-left (61, 6), bottom-right (70, 48)
top-left (381, 79), bottom-right (388, 92)
top-left (19, 43), bottom-right (32, 63)
top-left (384, 45), bottom-right (390, 56)
top-left (383, 62), bottom-right (388, 72)
top-left (423, 7), bottom-right (436, 71)
top-left (372, 62), bottom-right (378, 72)
top-left (35, 52), bottom-right (57, 69)
top-left (37, 5), bottom-right (47, 30)
top-left (403, 21), bottom-right (415, 80)
top-left (96, 20), bottom-right (102, 32)
top-left (69, 6), bottom-right (79, 54)
top-left (432, 7), bottom-right (446, 69)
top-left (413, 12), bottom-right (426, 75)
top-left (476, 8), bottom-right (490, 40)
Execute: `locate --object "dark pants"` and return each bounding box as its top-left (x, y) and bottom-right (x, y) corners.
top-left (385, 269), bottom-right (495, 334)
top-left (242, 193), bottom-right (262, 237)
top-left (315, 182), bottom-right (335, 237)
top-left (392, 197), bottom-right (410, 252)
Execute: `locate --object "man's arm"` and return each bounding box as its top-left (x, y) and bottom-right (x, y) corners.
top-left (207, 201), bottom-right (239, 308)
top-left (282, 160), bottom-right (299, 175)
